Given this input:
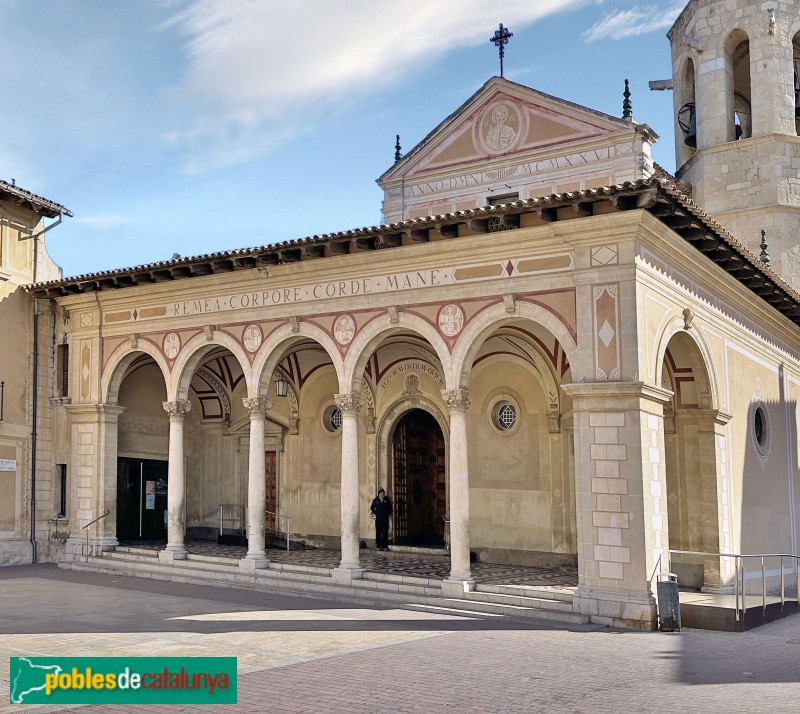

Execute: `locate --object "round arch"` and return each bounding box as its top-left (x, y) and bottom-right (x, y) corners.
top-left (102, 341), bottom-right (171, 405)
top-left (653, 314), bottom-right (719, 411)
top-left (448, 302), bottom-right (577, 391)
top-left (171, 331), bottom-right (252, 403)
top-left (342, 313), bottom-right (451, 395)
top-left (250, 322), bottom-right (344, 399)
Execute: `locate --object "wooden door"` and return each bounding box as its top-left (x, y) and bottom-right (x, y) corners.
top-left (265, 451), bottom-right (277, 533)
top-left (392, 410), bottom-right (446, 546)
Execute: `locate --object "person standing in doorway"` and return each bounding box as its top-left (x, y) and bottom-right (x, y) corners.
top-left (370, 488), bottom-right (392, 551)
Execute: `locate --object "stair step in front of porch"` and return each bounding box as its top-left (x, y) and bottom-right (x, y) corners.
top-left (474, 582), bottom-right (575, 603)
top-left (465, 590), bottom-right (575, 612)
top-left (443, 598), bottom-right (589, 624)
top-left (59, 554), bottom-right (582, 626)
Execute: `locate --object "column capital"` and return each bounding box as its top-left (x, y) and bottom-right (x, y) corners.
top-left (334, 393), bottom-right (362, 416)
top-left (441, 389), bottom-right (473, 414)
top-left (162, 400), bottom-right (191, 419)
top-left (242, 397), bottom-right (272, 417)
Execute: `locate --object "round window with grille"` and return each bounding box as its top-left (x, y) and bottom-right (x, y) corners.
top-left (493, 401), bottom-right (517, 431)
top-left (323, 405), bottom-right (342, 433)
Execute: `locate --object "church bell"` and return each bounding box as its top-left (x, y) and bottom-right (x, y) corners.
top-left (678, 102), bottom-right (697, 148)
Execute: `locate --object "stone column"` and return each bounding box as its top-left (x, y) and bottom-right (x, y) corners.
top-left (160, 400), bottom-right (190, 562)
top-left (240, 397), bottom-right (271, 572)
top-left (332, 393), bottom-right (363, 583)
top-left (562, 382), bottom-right (672, 630)
top-left (441, 389), bottom-right (474, 597)
top-left (63, 404), bottom-right (125, 560)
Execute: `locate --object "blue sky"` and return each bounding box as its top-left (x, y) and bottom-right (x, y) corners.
top-left (3, 0), bottom-right (686, 278)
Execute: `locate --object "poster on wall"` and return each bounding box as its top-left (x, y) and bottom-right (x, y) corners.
top-left (145, 481), bottom-right (155, 510)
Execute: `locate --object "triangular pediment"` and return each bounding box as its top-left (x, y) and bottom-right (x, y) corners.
top-left (380, 77), bottom-right (633, 182)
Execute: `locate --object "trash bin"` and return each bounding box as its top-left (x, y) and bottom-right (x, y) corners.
top-left (656, 572), bottom-right (681, 631)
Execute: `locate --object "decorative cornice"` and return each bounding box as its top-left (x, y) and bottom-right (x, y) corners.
top-left (441, 389), bottom-right (473, 413)
top-left (334, 393), bottom-right (362, 416)
top-left (22, 177), bottom-right (800, 331)
top-left (162, 400), bottom-right (191, 419)
top-left (561, 381), bottom-right (673, 405)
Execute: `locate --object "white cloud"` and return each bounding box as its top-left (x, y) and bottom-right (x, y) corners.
top-left (582, 1), bottom-right (684, 43)
top-left (161, 0), bottom-right (589, 172)
top-left (74, 215), bottom-right (124, 231)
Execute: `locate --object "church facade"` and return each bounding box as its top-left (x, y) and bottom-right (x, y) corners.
top-left (5, 0), bottom-right (800, 630)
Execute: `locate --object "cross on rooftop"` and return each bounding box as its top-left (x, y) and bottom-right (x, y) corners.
top-left (489, 23), bottom-right (513, 78)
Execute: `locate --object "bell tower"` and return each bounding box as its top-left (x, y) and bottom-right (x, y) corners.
top-left (670, 1), bottom-right (800, 288)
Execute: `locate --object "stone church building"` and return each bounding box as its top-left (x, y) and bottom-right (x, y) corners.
top-left (3, 0), bottom-right (800, 629)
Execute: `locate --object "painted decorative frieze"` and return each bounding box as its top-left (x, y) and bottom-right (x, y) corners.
top-left (593, 285), bottom-right (621, 381)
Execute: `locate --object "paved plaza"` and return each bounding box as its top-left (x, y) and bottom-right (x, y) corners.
top-left (1, 564), bottom-right (798, 713)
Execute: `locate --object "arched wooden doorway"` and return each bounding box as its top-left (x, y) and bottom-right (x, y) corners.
top-left (391, 409), bottom-right (446, 546)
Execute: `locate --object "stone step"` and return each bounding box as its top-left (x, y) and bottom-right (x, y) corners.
top-left (60, 559), bottom-right (440, 609)
top-left (60, 558), bottom-right (583, 625)
top-left (402, 603), bottom-right (505, 619)
top-left (465, 590), bottom-right (575, 612)
top-left (103, 550), bottom-right (159, 563)
top-left (474, 582), bottom-right (575, 603)
top-left (441, 598), bottom-right (589, 625)
top-left (269, 562), bottom-right (333, 576)
top-left (364, 571), bottom-right (441, 588)
top-left (384, 546), bottom-right (449, 557)
top-left (114, 546), bottom-right (160, 555)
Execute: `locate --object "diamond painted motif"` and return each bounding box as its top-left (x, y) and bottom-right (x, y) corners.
top-left (598, 320), bottom-right (615, 348)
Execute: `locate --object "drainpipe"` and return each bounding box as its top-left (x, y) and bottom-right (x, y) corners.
top-left (30, 233), bottom-right (39, 563)
top-left (27, 213), bottom-right (67, 563)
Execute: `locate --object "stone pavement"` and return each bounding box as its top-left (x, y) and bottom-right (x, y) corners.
top-left (1, 564), bottom-right (799, 713)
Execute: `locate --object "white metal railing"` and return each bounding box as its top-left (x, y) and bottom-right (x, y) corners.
top-left (218, 504), bottom-right (246, 540)
top-left (666, 549), bottom-right (800, 622)
top-left (80, 509), bottom-right (110, 562)
top-left (265, 510), bottom-right (293, 551)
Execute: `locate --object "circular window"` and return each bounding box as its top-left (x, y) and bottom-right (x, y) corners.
top-left (754, 406), bottom-right (767, 449)
top-left (493, 401), bottom-right (517, 431)
top-left (323, 405), bottom-right (342, 433)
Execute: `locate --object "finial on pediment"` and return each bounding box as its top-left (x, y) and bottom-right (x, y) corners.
top-left (394, 135), bottom-right (402, 164)
top-left (489, 23), bottom-right (513, 77)
top-left (623, 79), bottom-right (632, 119)
top-left (760, 230), bottom-right (770, 266)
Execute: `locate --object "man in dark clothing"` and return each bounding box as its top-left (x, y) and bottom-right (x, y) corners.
top-left (370, 488), bottom-right (392, 551)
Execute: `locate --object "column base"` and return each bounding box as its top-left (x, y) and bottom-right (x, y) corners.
top-left (441, 575), bottom-right (475, 598)
top-left (159, 545), bottom-right (188, 563)
top-left (332, 564), bottom-right (364, 583)
top-left (239, 554), bottom-right (269, 572)
top-left (574, 585), bottom-right (657, 630)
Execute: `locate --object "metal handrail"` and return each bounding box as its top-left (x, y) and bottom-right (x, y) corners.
top-left (80, 509), bottom-right (110, 562)
top-left (265, 510), bottom-right (292, 551)
top-left (219, 504), bottom-right (246, 538)
top-left (667, 548), bottom-right (800, 622)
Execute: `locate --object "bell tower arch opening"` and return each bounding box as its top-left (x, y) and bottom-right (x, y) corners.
top-left (726, 29), bottom-right (751, 142)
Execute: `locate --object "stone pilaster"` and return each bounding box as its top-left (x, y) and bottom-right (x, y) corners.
top-left (240, 397), bottom-right (272, 572)
top-left (332, 393), bottom-right (363, 583)
top-left (561, 381), bottom-right (672, 630)
top-left (160, 400), bottom-right (190, 562)
top-left (441, 389), bottom-right (474, 597)
top-left (63, 404), bottom-right (125, 560)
